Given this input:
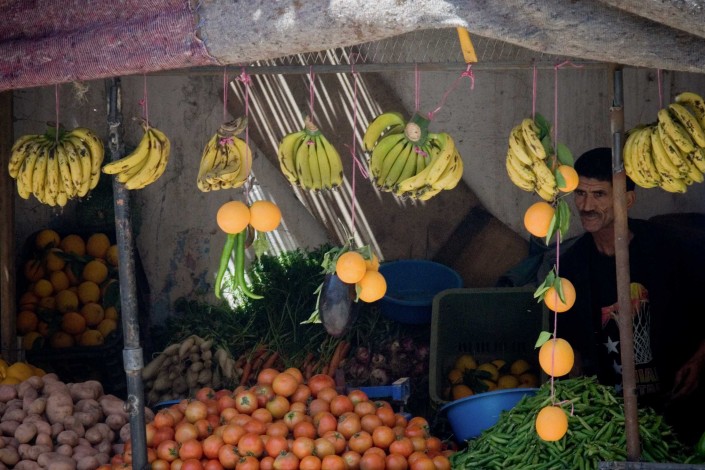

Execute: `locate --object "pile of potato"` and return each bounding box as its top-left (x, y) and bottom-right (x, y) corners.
top-left (0, 373), bottom-right (151, 470)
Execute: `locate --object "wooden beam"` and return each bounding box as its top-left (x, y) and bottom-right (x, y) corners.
top-left (0, 91), bottom-right (17, 362)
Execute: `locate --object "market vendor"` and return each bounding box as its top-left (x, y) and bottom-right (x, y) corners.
top-left (552, 147), bottom-right (705, 445)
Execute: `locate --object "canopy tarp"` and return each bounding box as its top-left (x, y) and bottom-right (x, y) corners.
top-left (2, 0), bottom-right (705, 91)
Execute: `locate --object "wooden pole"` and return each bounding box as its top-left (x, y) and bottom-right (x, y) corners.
top-left (609, 65), bottom-right (641, 460)
top-left (0, 91), bottom-right (17, 363)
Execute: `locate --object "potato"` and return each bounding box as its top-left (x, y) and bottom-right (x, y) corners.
top-left (19, 444), bottom-right (51, 461)
top-left (38, 452), bottom-right (76, 470)
top-left (68, 381), bottom-right (103, 402)
top-left (34, 433), bottom-right (52, 449)
top-left (105, 414), bottom-right (126, 431)
top-left (56, 430), bottom-right (78, 447)
top-left (45, 393), bottom-right (73, 425)
top-left (0, 386), bottom-right (17, 403)
top-left (24, 397), bottom-right (46, 416)
top-left (61, 417), bottom-right (84, 438)
top-left (50, 423), bottom-right (64, 438)
top-left (24, 376), bottom-right (43, 392)
top-left (73, 412), bottom-right (98, 428)
top-left (14, 460), bottom-right (41, 470)
top-left (14, 423), bottom-right (37, 444)
top-left (23, 418), bottom-right (50, 437)
top-left (95, 439), bottom-right (112, 455)
top-left (5, 399), bottom-right (22, 412)
top-left (84, 423), bottom-right (110, 445)
top-left (0, 421), bottom-right (20, 437)
top-left (76, 456), bottom-right (99, 470)
top-left (119, 422), bottom-right (131, 443)
top-left (1, 408), bottom-right (26, 423)
top-left (94, 452), bottom-right (109, 465)
top-left (74, 399), bottom-right (102, 417)
top-left (55, 444), bottom-right (73, 457)
top-left (42, 381), bottom-right (69, 397)
top-left (144, 406), bottom-right (155, 423)
top-left (0, 447), bottom-right (19, 466)
top-left (98, 395), bottom-right (126, 418)
top-left (70, 444), bottom-right (96, 461)
top-left (20, 387), bottom-right (38, 405)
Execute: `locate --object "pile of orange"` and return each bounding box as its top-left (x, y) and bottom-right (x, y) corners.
top-left (335, 250), bottom-right (386, 303)
top-left (17, 229), bottom-right (121, 349)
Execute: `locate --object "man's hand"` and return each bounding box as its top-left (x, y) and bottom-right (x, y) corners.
top-left (671, 340), bottom-right (705, 400)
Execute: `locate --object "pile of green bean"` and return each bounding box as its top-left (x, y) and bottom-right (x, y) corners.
top-left (449, 377), bottom-right (704, 469)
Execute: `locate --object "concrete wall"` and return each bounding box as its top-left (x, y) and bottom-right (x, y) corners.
top-left (11, 67), bottom-right (705, 326)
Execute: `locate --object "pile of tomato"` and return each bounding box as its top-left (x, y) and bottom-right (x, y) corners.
top-left (110, 367), bottom-right (454, 470)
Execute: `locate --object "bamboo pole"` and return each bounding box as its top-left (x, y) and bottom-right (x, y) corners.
top-left (0, 91), bottom-right (17, 363)
top-left (609, 65), bottom-right (640, 460)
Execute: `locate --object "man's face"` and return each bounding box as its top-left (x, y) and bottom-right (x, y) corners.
top-left (573, 177), bottom-right (615, 233)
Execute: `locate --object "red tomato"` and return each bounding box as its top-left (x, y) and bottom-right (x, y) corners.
top-left (235, 390), bottom-right (259, 415)
top-left (317, 387), bottom-right (338, 402)
top-left (185, 401), bottom-right (209, 424)
top-left (151, 458), bottom-right (171, 470)
top-left (259, 456), bottom-right (274, 470)
top-left (409, 456), bottom-right (436, 470)
top-left (371, 426), bottom-right (395, 450)
top-left (237, 433), bottom-right (264, 458)
top-left (265, 435), bottom-right (289, 458)
top-left (203, 434), bottom-right (225, 460)
top-left (375, 406), bottom-right (396, 427)
top-left (290, 384), bottom-right (312, 404)
top-left (243, 418), bottom-right (267, 435)
top-left (265, 395), bottom-right (290, 420)
top-left (347, 431), bottom-right (373, 454)
top-left (196, 387), bottom-right (217, 402)
top-left (257, 368), bottom-right (279, 385)
top-left (175, 422), bottom-right (199, 443)
top-left (217, 394), bottom-right (238, 413)
top-left (283, 367), bottom-right (304, 385)
top-left (329, 395), bottom-right (354, 417)
top-left (156, 439), bottom-right (179, 462)
top-left (389, 437), bottom-right (415, 457)
top-left (321, 454), bottom-right (346, 470)
top-left (299, 455), bottom-right (322, 470)
top-left (181, 458), bottom-right (204, 470)
top-left (179, 438), bottom-right (203, 461)
top-left (218, 444), bottom-right (239, 469)
top-left (347, 389), bottom-right (369, 405)
top-left (386, 453), bottom-right (409, 470)
top-left (273, 451), bottom-right (299, 470)
top-left (432, 455), bottom-right (451, 470)
top-left (354, 401), bottom-right (377, 417)
top-left (337, 412), bottom-right (361, 439)
top-left (153, 426), bottom-right (175, 447)
top-left (251, 408), bottom-right (273, 424)
top-left (154, 409), bottom-right (176, 429)
top-left (313, 411), bottom-right (337, 436)
top-left (404, 425), bottom-right (429, 440)
top-left (283, 410), bottom-right (306, 430)
top-left (322, 430), bottom-right (346, 454)
top-left (272, 372), bottom-right (298, 398)
top-left (292, 421), bottom-right (316, 439)
top-left (313, 437), bottom-right (336, 458)
top-left (252, 384), bottom-right (275, 408)
top-left (204, 459), bottom-right (225, 470)
top-left (307, 374), bottom-right (336, 397)
top-left (266, 421), bottom-right (289, 438)
top-left (221, 424), bottom-right (246, 446)
top-left (360, 414), bottom-right (383, 433)
top-left (235, 455), bottom-right (260, 470)
top-left (342, 450), bottom-right (362, 470)
top-left (291, 436), bottom-right (315, 459)
top-left (359, 451), bottom-right (386, 470)
top-left (308, 398), bottom-right (330, 416)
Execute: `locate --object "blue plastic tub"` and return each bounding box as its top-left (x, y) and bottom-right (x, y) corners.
top-left (440, 388), bottom-right (539, 442)
top-left (378, 260), bottom-right (463, 324)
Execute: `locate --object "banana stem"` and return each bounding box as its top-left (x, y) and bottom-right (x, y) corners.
top-left (405, 113), bottom-right (430, 145)
top-left (235, 229), bottom-right (263, 300)
top-left (215, 233), bottom-right (237, 299)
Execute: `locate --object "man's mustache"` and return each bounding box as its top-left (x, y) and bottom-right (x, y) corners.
top-left (580, 211), bottom-right (598, 217)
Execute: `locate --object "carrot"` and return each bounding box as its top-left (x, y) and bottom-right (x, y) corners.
top-left (327, 340), bottom-right (348, 377)
top-left (239, 359), bottom-right (254, 387)
top-left (301, 352), bottom-right (315, 371)
top-left (262, 351), bottom-right (280, 370)
top-left (304, 362), bottom-right (315, 381)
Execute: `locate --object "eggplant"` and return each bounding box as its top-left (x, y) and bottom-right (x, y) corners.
top-left (318, 273), bottom-right (359, 337)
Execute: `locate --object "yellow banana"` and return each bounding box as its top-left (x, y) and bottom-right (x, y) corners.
top-left (44, 146), bottom-right (60, 203)
top-left (318, 134), bottom-right (343, 188)
top-left (296, 136), bottom-right (314, 189)
top-left (31, 144), bottom-right (49, 199)
top-left (197, 135), bottom-right (219, 191)
top-left (8, 135), bottom-right (40, 179)
top-left (521, 118), bottom-right (546, 160)
top-left (650, 126), bottom-right (684, 180)
top-left (376, 139), bottom-right (407, 188)
top-left (632, 127), bottom-right (660, 187)
top-left (314, 136), bottom-right (332, 190)
top-left (668, 103), bottom-right (705, 147)
top-left (423, 133), bottom-right (456, 186)
top-left (16, 141), bottom-right (43, 199)
top-left (124, 130), bottom-right (164, 190)
top-left (65, 137), bottom-right (92, 197)
top-left (55, 140), bottom-right (75, 198)
top-left (508, 125), bottom-right (533, 166)
top-left (675, 92), bottom-right (705, 130)
top-left (416, 186), bottom-right (443, 201)
top-left (505, 152), bottom-right (535, 192)
top-left (307, 136), bottom-right (323, 191)
top-left (230, 134), bottom-right (252, 187)
top-left (432, 151), bottom-right (463, 190)
top-left (657, 108), bottom-right (695, 154)
top-left (55, 167), bottom-right (68, 207)
top-left (687, 148), bottom-right (705, 173)
top-left (683, 152), bottom-right (705, 183)
top-left (69, 127), bottom-right (104, 189)
top-left (657, 124), bottom-right (689, 176)
top-left (278, 130), bottom-right (304, 184)
top-left (506, 149), bottom-right (537, 189)
top-left (103, 127), bottom-right (151, 175)
top-left (659, 175), bottom-right (687, 193)
top-left (363, 112), bottom-right (405, 152)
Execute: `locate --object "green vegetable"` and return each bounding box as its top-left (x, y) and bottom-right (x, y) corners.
top-left (214, 233), bottom-right (237, 299)
top-left (697, 431), bottom-right (705, 457)
top-left (235, 229), bottom-right (262, 300)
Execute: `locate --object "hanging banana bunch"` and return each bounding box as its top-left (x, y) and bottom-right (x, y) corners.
top-left (102, 122), bottom-right (171, 190)
top-left (363, 112), bottom-right (463, 201)
top-left (504, 114), bottom-right (578, 202)
top-left (8, 124), bottom-right (104, 207)
top-left (196, 117), bottom-right (252, 192)
top-left (277, 116), bottom-right (344, 191)
top-left (623, 92), bottom-right (705, 194)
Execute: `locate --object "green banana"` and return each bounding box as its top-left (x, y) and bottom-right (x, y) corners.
top-left (318, 134), bottom-right (344, 188)
top-left (363, 111), bottom-right (405, 152)
top-left (369, 133), bottom-right (406, 179)
top-left (296, 136), bottom-right (314, 189)
top-left (314, 136), bottom-right (332, 190)
top-left (382, 141), bottom-right (414, 190)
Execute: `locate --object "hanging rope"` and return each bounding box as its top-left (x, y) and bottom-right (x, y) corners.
top-left (553, 60), bottom-right (583, 144)
top-left (347, 57), bottom-right (365, 238)
top-left (308, 66), bottom-right (316, 122)
top-left (54, 84), bottom-right (60, 144)
top-left (656, 69), bottom-right (664, 109)
top-left (236, 67), bottom-right (253, 203)
top-left (139, 74), bottom-right (149, 128)
top-left (532, 62), bottom-right (538, 119)
top-left (427, 64), bottom-right (475, 121)
top-left (223, 66), bottom-right (228, 123)
top-left (414, 64), bottom-right (420, 112)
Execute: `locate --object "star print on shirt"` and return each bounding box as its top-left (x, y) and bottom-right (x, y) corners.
top-left (604, 336), bottom-right (620, 354)
top-left (613, 360), bottom-right (622, 375)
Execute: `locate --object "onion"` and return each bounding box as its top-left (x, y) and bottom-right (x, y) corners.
top-left (354, 347), bottom-right (370, 365)
top-left (371, 353), bottom-right (386, 368)
top-left (369, 368), bottom-right (389, 386)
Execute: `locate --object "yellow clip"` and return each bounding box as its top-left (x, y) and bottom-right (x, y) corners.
top-left (456, 27), bottom-right (478, 64)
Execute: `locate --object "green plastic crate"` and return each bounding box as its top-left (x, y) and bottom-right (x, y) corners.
top-left (429, 287), bottom-right (547, 405)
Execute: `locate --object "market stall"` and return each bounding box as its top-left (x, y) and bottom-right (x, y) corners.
top-left (2, 2), bottom-right (705, 470)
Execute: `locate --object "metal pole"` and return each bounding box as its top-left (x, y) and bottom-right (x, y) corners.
top-left (106, 78), bottom-right (148, 470)
top-left (609, 65), bottom-right (641, 460)
top-left (0, 91), bottom-right (17, 363)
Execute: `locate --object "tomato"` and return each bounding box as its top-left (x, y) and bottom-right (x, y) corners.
top-left (172, 458), bottom-right (185, 470)
top-left (181, 458), bottom-right (204, 470)
top-left (354, 400), bottom-right (377, 417)
top-left (360, 414), bottom-right (383, 433)
top-left (359, 451), bottom-right (386, 470)
top-left (152, 459), bottom-right (171, 470)
top-left (235, 455), bottom-right (260, 470)
top-left (322, 430), bottom-right (346, 454)
top-left (372, 426), bottom-right (395, 450)
top-left (292, 436), bottom-right (315, 459)
top-left (395, 414), bottom-right (408, 428)
top-left (168, 406), bottom-right (185, 424)
top-left (259, 456), bottom-right (274, 470)
top-left (307, 374), bottom-right (336, 397)
top-left (273, 451), bottom-right (300, 470)
top-left (218, 444), bottom-right (239, 469)
top-left (342, 450), bottom-right (362, 470)
top-left (283, 367), bottom-right (304, 385)
top-left (205, 399), bottom-right (220, 417)
top-left (404, 425), bottom-right (429, 440)
top-left (308, 398), bottom-right (330, 416)
top-left (175, 422), bottom-right (199, 443)
top-left (272, 372), bottom-right (299, 397)
top-left (203, 434), bottom-right (225, 460)
top-left (196, 387), bottom-right (217, 402)
top-left (375, 406), bottom-right (396, 427)
top-left (283, 410), bottom-right (306, 430)
top-left (329, 395), bottom-right (354, 417)
top-left (290, 401), bottom-right (307, 413)
top-left (154, 409), bottom-right (177, 429)
top-left (337, 412), bottom-right (361, 439)
top-left (221, 424), bottom-right (246, 446)
top-left (265, 435), bottom-right (289, 458)
top-left (204, 459), bottom-right (225, 470)
top-left (347, 389), bottom-right (369, 405)
top-left (251, 408), bottom-right (273, 424)
top-left (220, 407), bottom-right (239, 423)
top-left (407, 417), bottom-right (429, 429)
top-left (157, 439), bottom-right (179, 462)
top-left (266, 421), bottom-right (289, 438)
top-left (215, 389), bottom-right (232, 399)
top-left (321, 454), bottom-right (347, 470)
top-left (409, 436), bottom-right (427, 452)
top-left (237, 433), bottom-right (264, 458)
top-left (299, 455), bottom-right (322, 470)
top-left (389, 437), bottom-right (415, 457)
top-left (316, 387), bottom-right (338, 402)
top-left (243, 417), bottom-right (267, 435)
top-left (266, 395), bottom-right (290, 420)
top-left (386, 453), bottom-right (409, 470)
top-left (146, 422), bottom-right (158, 446)
top-left (217, 394), bottom-right (238, 413)
top-left (252, 384), bottom-right (275, 408)
top-left (235, 390), bottom-right (259, 415)
top-left (409, 456), bottom-right (436, 470)
top-left (257, 368), bottom-right (279, 385)
top-left (179, 438), bottom-right (203, 461)
top-left (194, 419), bottom-right (213, 439)
top-left (293, 421), bottom-right (316, 439)
top-left (347, 431), bottom-right (373, 454)
top-left (153, 426), bottom-right (175, 447)
top-left (231, 414), bottom-right (252, 427)
top-left (425, 437), bottom-right (442, 454)
top-left (290, 384), bottom-right (311, 404)
top-left (206, 415), bottom-right (221, 433)
top-left (407, 451), bottom-right (428, 466)
top-left (432, 455), bottom-right (451, 470)
top-left (185, 401), bottom-right (209, 424)
top-left (313, 437), bottom-right (336, 458)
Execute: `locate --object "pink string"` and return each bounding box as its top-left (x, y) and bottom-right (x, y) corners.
top-left (532, 63), bottom-right (537, 119)
top-left (223, 67), bottom-right (228, 122)
top-left (54, 84), bottom-right (60, 144)
top-left (657, 69), bottom-right (663, 109)
top-left (138, 74), bottom-right (149, 127)
top-left (308, 66), bottom-right (316, 121)
top-left (427, 64), bottom-right (475, 121)
top-left (553, 60), bottom-right (583, 144)
top-left (550, 225), bottom-right (563, 403)
top-left (414, 64), bottom-right (420, 112)
top-left (236, 68), bottom-right (253, 201)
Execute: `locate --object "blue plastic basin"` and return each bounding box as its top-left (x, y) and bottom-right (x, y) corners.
top-left (378, 260), bottom-right (463, 324)
top-left (440, 388), bottom-right (539, 442)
